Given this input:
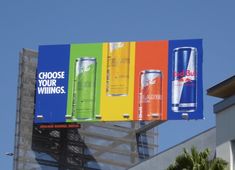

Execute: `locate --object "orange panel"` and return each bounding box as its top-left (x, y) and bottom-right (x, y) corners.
top-left (133, 41), bottom-right (168, 121)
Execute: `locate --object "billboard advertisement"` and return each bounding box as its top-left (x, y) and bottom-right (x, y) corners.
top-left (34, 39), bottom-right (203, 123)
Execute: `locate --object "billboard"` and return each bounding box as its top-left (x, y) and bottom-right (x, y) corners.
top-left (34, 39), bottom-right (203, 123)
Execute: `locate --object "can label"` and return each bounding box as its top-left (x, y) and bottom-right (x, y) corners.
top-left (106, 42), bottom-right (130, 96)
top-left (139, 70), bottom-right (162, 120)
top-left (172, 47), bottom-right (197, 112)
top-left (72, 58), bottom-right (96, 120)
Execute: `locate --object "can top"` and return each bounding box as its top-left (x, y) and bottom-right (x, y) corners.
top-left (141, 70), bottom-right (162, 74)
top-left (76, 57), bottom-right (96, 61)
top-left (173, 47), bottom-right (197, 52)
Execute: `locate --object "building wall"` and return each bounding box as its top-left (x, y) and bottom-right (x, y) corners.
top-left (13, 49), bottom-right (39, 170)
top-left (216, 141), bottom-right (233, 170)
top-left (216, 104), bottom-right (235, 146)
top-left (129, 127), bottom-right (216, 170)
top-left (216, 100), bottom-right (235, 170)
top-left (232, 141), bottom-right (235, 170)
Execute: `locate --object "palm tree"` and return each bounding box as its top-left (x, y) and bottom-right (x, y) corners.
top-left (166, 147), bottom-right (228, 170)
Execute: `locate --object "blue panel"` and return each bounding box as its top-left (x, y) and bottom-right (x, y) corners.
top-left (34, 45), bottom-right (70, 123)
top-left (168, 39), bottom-right (203, 120)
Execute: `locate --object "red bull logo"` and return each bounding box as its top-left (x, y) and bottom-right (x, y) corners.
top-left (174, 70), bottom-right (197, 77)
top-left (173, 70), bottom-right (196, 84)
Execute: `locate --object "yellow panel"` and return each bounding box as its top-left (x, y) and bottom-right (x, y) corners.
top-left (100, 42), bottom-right (135, 121)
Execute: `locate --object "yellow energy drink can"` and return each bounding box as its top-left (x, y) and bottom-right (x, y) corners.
top-left (106, 42), bottom-right (130, 96)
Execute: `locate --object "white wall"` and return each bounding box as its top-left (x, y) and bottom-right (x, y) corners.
top-left (216, 104), bottom-right (235, 170)
top-left (216, 105), bottom-right (235, 146)
top-left (216, 141), bottom-right (232, 170)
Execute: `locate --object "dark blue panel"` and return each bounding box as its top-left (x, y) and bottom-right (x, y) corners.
top-left (168, 39), bottom-right (203, 120)
top-left (35, 45), bottom-right (70, 123)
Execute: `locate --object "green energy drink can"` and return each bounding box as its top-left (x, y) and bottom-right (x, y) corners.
top-left (73, 57), bottom-right (96, 120)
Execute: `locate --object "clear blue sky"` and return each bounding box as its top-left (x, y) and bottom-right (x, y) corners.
top-left (0, 0), bottom-right (235, 169)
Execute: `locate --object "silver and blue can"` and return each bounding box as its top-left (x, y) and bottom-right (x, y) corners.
top-left (172, 47), bottom-right (197, 112)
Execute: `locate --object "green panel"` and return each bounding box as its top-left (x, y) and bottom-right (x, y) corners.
top-left (66, 43), bottom-right (103, 122)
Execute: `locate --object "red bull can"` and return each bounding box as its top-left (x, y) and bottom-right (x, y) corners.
top-left (172, 47), bottom-right (197, 113)
top-left (139, 70), bottom-right (162, 120)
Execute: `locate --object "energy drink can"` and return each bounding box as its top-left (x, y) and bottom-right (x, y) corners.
top-left (73, 57), bottom-right (96, 120)
top-left (106, 42), bottom-right (130, 96)
top-left (172, 47), bottom-right (197, 113)
top-left (139, 70), bottom-right (162, 120)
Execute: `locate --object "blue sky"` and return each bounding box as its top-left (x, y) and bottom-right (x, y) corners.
top-left (0, 0), bottom-right (235, 169)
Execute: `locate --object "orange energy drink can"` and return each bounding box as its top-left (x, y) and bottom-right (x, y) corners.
top-left (106, 42), bottom-right (130, 96)
top-left (139, 70), bottom-right (162, 120)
